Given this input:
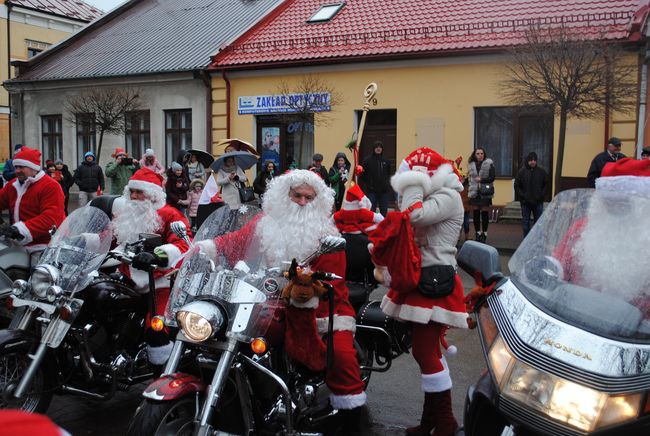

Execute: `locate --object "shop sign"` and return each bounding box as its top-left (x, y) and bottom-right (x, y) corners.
top-left (238, 93), bottom-right (331, 115)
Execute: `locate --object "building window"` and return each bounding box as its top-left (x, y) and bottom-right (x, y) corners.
top-left (165, 109), bottom-right (192, 164)
top-left (76, 113), bottom-right (96, 161)
top-left (27, 48), bottom-right (42, 58)
top-left (257, 114), bottom-right (314, 171)
top-left (125, 110), bottom-right (150, 159)
top-left (25, 39), bottom-right (50, 58)
top-left (474, 107), bottom-right (553, 179)
top-left (41, 115), bottom-right (63, 161)
top-left (307, 3), bottom-right (345, 23)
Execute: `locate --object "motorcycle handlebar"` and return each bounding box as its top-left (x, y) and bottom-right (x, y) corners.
top-left (311, 271), bottom-right (342, 281)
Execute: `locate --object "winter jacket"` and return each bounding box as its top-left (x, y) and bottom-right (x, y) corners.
top-left (216, 166), bottom-right (247, 209)
top-left (309, 165), bottom-right (330, 186)
top-left (186, 161), bottom-right (205, 181)
top-left (165, 168), bottom-right (189, 210)
top-left (360, 153), bottom-right (391, 193)
top-left (253, 170), bottom-right (275, 196)
top-left (73, 160), bottom-right (105, 193)
top-left (105, 160), bottom-right (139, 195)
top-left (329, 152), bottom-right (351, 210)
top-left (2, 160), bottom-right (15, 181)
top-left (179, 190), bottom-right (201, 217)
top-left (587, 150), bottom-right (625, 188)
top-left (467, 158), bottom-right (495, 199)
top-left (55, 165), bottom-right (73, 196)
top-left (515, 161), bottom-right (549, 206)
top-left (139, 157), bottom-right (165, 177)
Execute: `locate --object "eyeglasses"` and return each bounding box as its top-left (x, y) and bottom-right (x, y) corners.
top-left (290, 190), bottom-right (316, 202)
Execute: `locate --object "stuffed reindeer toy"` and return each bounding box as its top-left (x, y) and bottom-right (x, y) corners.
top-left (281, 259), bottom-right (328, 371)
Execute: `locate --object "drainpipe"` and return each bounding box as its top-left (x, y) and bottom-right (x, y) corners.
top-left (222, 69), bottom-right (230, 138)
top-left (200, 70), bottom-right (212, 153)
top-left (6, 1), bottom-right (12, 154)
top-left (636, 46), bottom-right (649, 158)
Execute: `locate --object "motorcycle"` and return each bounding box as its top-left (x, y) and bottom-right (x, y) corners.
top-left (127, 205), bottom-right (410, 435)
top-left (0, 205), bottom-right (166, 413)
top-left (0, 234), bottom-right (31, 326)
top-left (460, 188), bottom-right (650, 436)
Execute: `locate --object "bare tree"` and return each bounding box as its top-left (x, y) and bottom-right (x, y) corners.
top-left (273, 75), bottom-right (344, 165)
top-left (499, 24), bottom-right (637, 193)
top-left (65, 87), bottom-right (143, 162)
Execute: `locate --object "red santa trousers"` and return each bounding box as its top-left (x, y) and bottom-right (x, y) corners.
top-left (325, 330), bottom-right (366, 408)
top-left (411, 322), bottom-right (452, 392)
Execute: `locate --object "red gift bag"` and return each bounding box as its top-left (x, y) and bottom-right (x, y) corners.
top-left (368, 204), bottom-right (422, 293)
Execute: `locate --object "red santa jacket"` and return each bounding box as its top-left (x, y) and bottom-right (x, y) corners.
top-left (206, 214), bottom-right (356, 333)
top-left (120, 204), bottom-right (191, 289)
top-left (0, 171), bottom-right (65, 250)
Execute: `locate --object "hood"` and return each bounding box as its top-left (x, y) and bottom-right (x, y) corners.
top-left (332, 152), bottom-right (351, 169)
top-left (525, 152), bottom-right (538, 169)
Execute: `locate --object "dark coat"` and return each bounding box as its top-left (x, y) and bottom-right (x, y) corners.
top-left (57, 164), bottom-right (73, 196)
top-left (360, 153), bottom-right (391, 193)
top-left (515, 163), bottom-right (549, 206)
top-left (73, 161), bottom-right (105, 193)
top-left (253, 169), bottom-right (275, 196)
top-left (2, 160), bottom-right (15, 182)
top-left (309, 165), bottom-right (330, 186)
top-left (165, 168), bottom-right (189, 210)
top-left (587, 150), bottom-right (625, 188)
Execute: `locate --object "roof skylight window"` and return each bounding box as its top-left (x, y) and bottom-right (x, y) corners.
top-left (307, 2), bottom-right (345, 23)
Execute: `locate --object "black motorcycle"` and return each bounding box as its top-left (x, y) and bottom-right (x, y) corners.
top-left (0, 206), bottom-right (165, 413)
top-left (127, 205), bottom-right (410, 435)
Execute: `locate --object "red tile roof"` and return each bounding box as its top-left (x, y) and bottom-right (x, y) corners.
top-left (11, 0), bottom-right (103, 22)
top-left (212, 0), bottom-right (646, 68)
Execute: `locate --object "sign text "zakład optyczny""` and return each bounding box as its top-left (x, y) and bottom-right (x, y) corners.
top-left (238, 93), bottom-right (331, 115)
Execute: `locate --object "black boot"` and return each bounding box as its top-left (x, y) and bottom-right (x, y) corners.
top-left (335, 407), bottom-right (363, 436)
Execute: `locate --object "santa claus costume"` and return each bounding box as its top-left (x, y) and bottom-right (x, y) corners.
top-left (198, 169), bottom-right (366, 433)
top-left (333, 184), bottom-right (383, 235)
top-left (378, 148), bottom-right (468, 436)
top-left (0, 146), bottom-right (65, 252)
top-left (112, 168), bottom-right (191, 365)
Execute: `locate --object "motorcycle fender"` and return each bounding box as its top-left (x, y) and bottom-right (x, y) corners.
top-left (0, 247), bottom-right (30, 271)
top-left (0, 328), bottom-right (39, 353)
top-left (142, 373), bottom-right (206, 401)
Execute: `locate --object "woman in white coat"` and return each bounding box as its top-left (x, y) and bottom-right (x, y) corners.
top-left (216, 156), bottom-right (247, 209)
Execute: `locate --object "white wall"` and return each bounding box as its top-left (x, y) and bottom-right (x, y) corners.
top-left (12, 73), bottom-right (208, 171)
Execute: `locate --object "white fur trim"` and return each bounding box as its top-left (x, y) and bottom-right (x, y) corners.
top-left (445, 345), bottom-right (458, 357)
top-left (129, 267), bottom-right (170, 291)
top-left (429, 164), bottom-right (463, 193)
top-left (125, 180), bottom-right (166, 209)
top-left (360, 196), bottom-right (372, 210)
top-left (380, 295), bottom-right (469, 329)
top-left (596, 175), bottom-right (650, 197)
top-left (391, 170), bottom-right (431, 195)
top-left (13, 221), bottom-right (32, 245)
top-left (290, 296), bottom-right (320, 309)
top-left (316, 315), bottom-right (356, 334)
top-left (421, 364), bottom-right (452, 392)
top-left (342, 199), bottom-right (361, 210)
top-left (12, 158), bottom-right (41, 171)
top-left (158, 243), bottom-right (183, 268)
top-left (12, 171), bottom-right (46, 224)
top-left (147, 341), bottom-right (173, 365)
top-left (372, 212), bottom-right (383, 223)
top-left (330, 391), bottom-right (367, 409)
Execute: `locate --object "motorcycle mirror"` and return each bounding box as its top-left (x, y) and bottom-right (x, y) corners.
top-left (170, 221), bottom-right (188, 239)
top-left (139, 233), bottom-right (163, 252)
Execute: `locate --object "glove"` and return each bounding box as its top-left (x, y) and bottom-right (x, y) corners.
top-left (132, 251), bottom-right (164, 270)
top-left (0, 224), bottom-right (23, 240)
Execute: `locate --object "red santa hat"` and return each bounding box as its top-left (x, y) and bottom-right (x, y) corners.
top-left (391, 147), bottom-right (463, 195)
top-left (342, 184), bottom-right (372, 210)
top-left (125, 167), bottom-right (166, 208)
top-left (112, 147), bottom-right (127, 158)
top-left (596, 158), bottom-right (650, 196)
top-left (12, 146), bottom-right (42, 171)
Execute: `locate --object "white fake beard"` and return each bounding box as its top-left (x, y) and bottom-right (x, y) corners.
top-left (572, 199), bottom-right (650, 301)
top-left (258, 198), bottom-right (339, 267)
top-left (112, 198), bottom-right (163, 246)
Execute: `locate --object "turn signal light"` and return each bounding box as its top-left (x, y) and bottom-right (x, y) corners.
top-left (251, 337), bottom-right (267, 354)
top-left (151, 316), bottom-right (165, 332)
top-left (59, 304), bottom-right (73, 321)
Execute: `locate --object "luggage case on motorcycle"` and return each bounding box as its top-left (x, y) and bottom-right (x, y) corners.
top-left (356, 300), bottom-right (411, 369)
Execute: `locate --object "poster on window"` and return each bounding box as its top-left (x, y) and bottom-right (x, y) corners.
top-left (261, 127), bottom-right (281, 169)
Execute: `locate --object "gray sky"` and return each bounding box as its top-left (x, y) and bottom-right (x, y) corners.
top-left (84, 0), bottom-right (127, 12)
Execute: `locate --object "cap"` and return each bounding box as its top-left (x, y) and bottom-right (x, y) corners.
top-left (312, 153), bottom-right (323, 162)
top-left (608, 137), bottom-right (622, 147)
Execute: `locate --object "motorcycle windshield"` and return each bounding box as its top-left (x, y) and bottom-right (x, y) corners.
top-left (39, 206), bottom-right (112, 293)
top-left (166, 205), bottom-right (284, 341)
top-left (509, 189), bottom-right (650, 342)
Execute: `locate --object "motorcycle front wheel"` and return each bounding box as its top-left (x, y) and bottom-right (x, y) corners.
top-left (127, 398), bottom-right (197, 436)
top-left (0, 349), bottom-right (53, 413)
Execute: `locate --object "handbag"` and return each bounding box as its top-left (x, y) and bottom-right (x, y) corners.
top-left (237, 182), bottom-right (255, 203)
top-left (479, 182), bottom-right (494, 198)
top-left (417, 265), bottom-right (457, 298)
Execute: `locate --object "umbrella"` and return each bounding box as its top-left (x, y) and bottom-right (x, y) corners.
top-left (211, 151), bottom-right (259, 172)
top-left (186, 149), bottom-right (214, 168)
top-left (214, 138), bottom-right (259, 157)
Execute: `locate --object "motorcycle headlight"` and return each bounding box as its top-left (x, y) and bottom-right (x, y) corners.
top-left (12, 279), bottom-right (29, 296)
top-left (176, 301), bottom-right (225, 342)
top-left (486, 332), bottom-right (642, 431)
top-left (30, 265), bottom-right (60, 298)
top-left (46, 285), bottom-right (64, 303)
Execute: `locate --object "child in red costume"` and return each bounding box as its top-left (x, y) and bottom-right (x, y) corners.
top-left (334, 184), bottom-right (383, 235)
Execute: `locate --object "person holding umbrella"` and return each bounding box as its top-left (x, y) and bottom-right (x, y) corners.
top-left (215, 153), bottom-right (250, 209)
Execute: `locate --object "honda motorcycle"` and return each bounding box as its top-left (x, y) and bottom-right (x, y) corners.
top-left (0, 205), bottom-right (164, 413)
top-left (460, 188), bottom-right (650, 436)
top-left (128, 205), bottom-right (410, 435)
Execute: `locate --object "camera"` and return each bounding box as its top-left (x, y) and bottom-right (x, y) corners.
top-left (233, 174), bottom-right (240, 181)
top-left (121, 157), bottom-right (133, 165)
